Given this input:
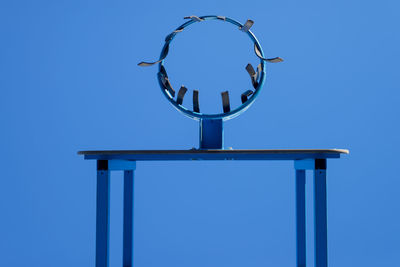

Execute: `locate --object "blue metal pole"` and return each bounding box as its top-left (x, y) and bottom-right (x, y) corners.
top-left (296, 169), bottom-right (306, 267)
top-left (96, 160), bottom-right (110, 267)
top-left (199, 119), bottom-right (223, 149)
top-left (314, 159), bottom-right (327, 267)
top-left (123, 169), bottom-right (135, 267)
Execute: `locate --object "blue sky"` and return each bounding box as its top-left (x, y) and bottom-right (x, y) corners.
top-left (1, 0), bottom-right (399, 266)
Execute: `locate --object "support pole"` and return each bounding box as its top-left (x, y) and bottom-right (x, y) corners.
top-left (96, 160), bottom-right (110, 267)
top-left (123, 169), bottom-right (135, 267)
top-left (295, 169), bottom-right (306, 267)
top-left (199, 119), bottom-right (223, 149)
top-left (314, 159), bottom-right (328, 267)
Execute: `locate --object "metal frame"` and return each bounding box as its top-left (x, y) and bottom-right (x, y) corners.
top-left (155, 15), bottom-right (268, 121)
top-left (294, 159), bottom-right (328, 267)
top-left (199, 119), bottom-right (223, 149)
top-left (139, 15), bottom-right (284, 149)
top-left (95, 160), bottom-right (136, 267)
top-left (156, 16), bottom-right (267, 149)
top-left (79, 149), bottom-right (348, 267)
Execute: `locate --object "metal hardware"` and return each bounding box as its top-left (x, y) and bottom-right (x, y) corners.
top-left (241, 90), bottom-right (253, 103)
top-left (193, 90), bottom-right (200, 113)
top-left (239, 19), bottom-right (254, 32)
top-left (177, 86), bottom-right (188, 105)
top-left (221, 91), bottom-right (231, 113)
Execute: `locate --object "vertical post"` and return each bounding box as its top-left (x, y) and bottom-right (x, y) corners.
top-left (314, 159), bottom-right (327, 267)
top-left (296, 169), bottom-right (306, 267)
top-left (96, 160), bottom-right (110, 267)
top-left (199, 119), bottom-right (223, 149)
top-left (123, 169), bottom-right (135, 267)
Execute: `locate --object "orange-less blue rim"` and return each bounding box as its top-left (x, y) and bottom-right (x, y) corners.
top-left (157, 15), bottom-right (267, 121)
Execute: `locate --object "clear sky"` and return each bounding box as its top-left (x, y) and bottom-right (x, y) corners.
top-left (1, 0), bottom-right (399, 266)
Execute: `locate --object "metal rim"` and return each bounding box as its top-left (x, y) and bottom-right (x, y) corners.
top-left (158, 15), bottom-right (267, 121)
